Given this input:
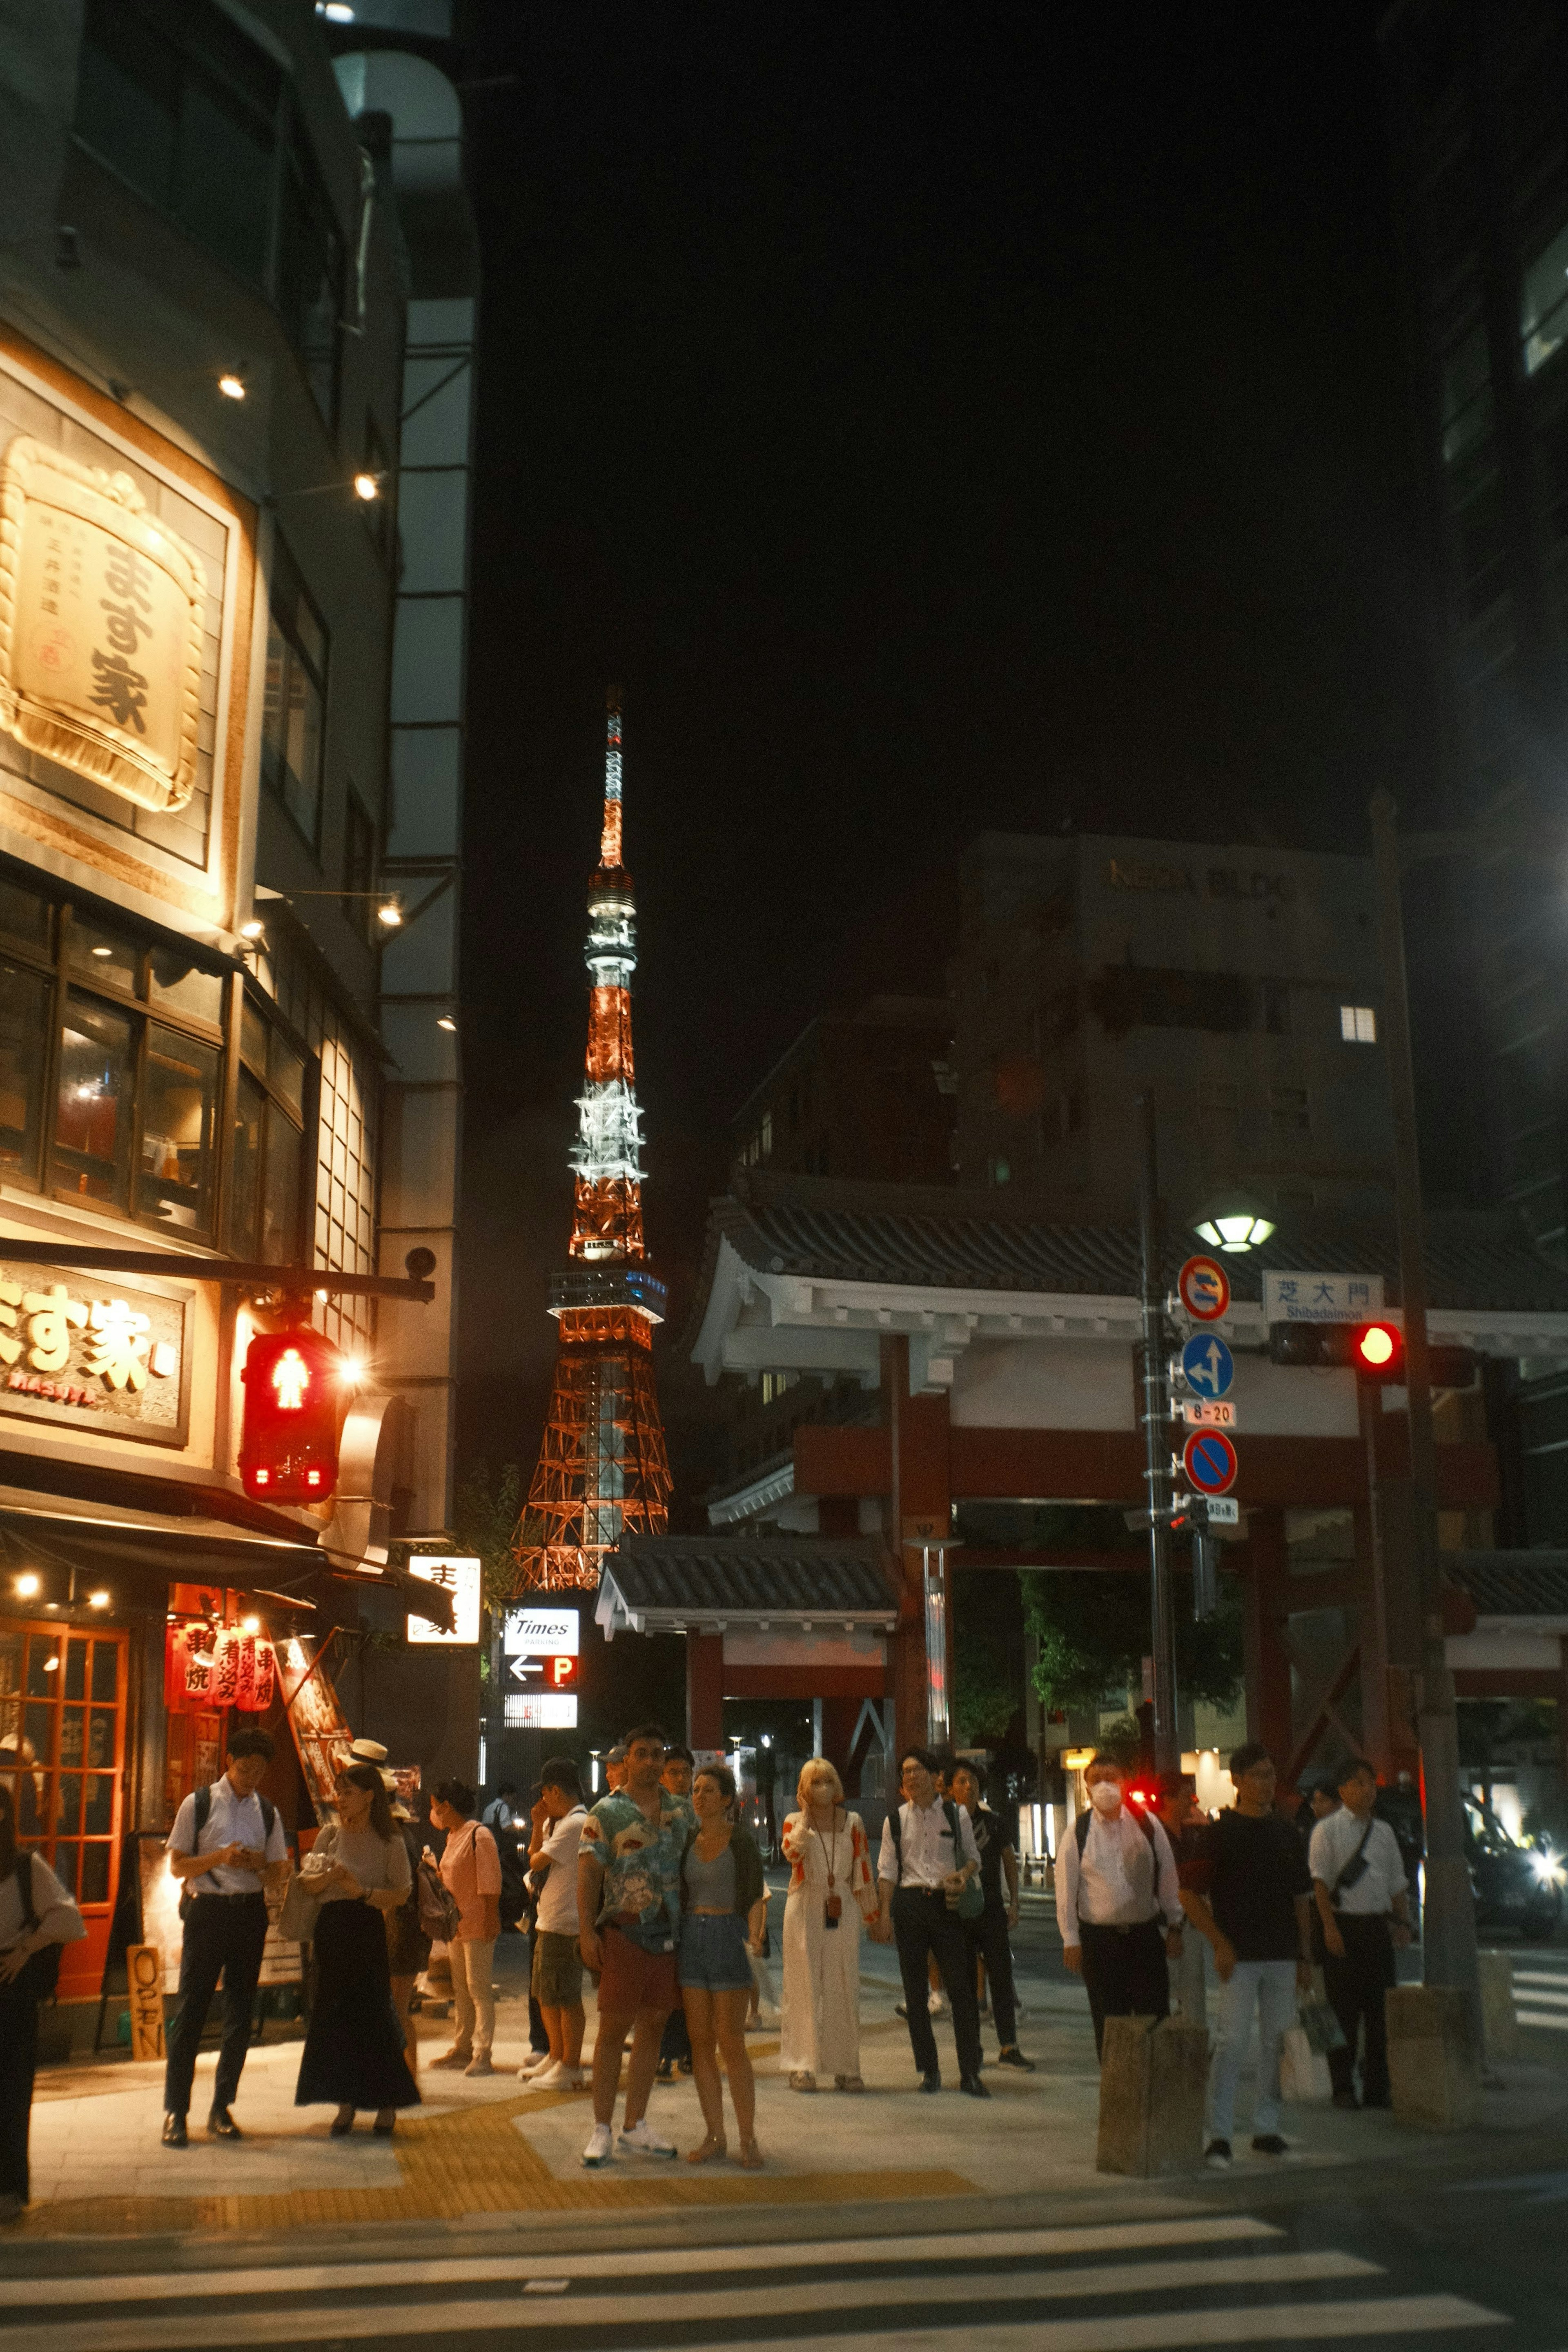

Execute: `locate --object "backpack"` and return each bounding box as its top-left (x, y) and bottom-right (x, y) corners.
top-left (1074, 1800), bottom-right (1159, 1924)
top-left (15, 1852), bottom-right (62, 2001)
top-left (889, 1797), bottom-right (984, 1920)
top-left (178, 1783), bottom-right (276, 1923)
top-left (417, 1856), bottom-right (461, 1942)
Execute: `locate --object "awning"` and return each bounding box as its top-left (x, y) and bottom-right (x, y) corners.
top-left (0, 1487), bottom-right (454, 1631)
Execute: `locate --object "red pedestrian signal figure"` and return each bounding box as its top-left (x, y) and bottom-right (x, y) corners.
top-left (238, 1325), bottom-right (345, 1503)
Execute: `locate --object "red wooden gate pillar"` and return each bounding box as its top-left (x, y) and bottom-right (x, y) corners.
top-left (686, 1631), bottom-right (724, 1751)
top-left (882, 1335), bottom-right (952, 1758)
top-left (1239, 1506), bottom-right (1294, 1765)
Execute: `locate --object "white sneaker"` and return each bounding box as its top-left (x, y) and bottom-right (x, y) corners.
top-left (928, 1990), bottom-right (946, 2015)
top-left (616, 2118), bottom-right (677, 2159)
top-left (531, 2060), bottom-right (571, 2090)
top-left (581, 2123), bottom-right (613, 2168)
top-left (517, 2053), bottom-right (554, 2080)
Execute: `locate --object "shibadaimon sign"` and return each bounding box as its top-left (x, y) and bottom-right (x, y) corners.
top-left (0, 437), bottom-right (207, 813)
top-left (0, 1260), bottom-right (191, 1445)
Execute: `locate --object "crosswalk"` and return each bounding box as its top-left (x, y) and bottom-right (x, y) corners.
top-left (1513, 1943), bottom-right (1568, 2035)
top-left (0, 2209), bottom-right (1509, 2352)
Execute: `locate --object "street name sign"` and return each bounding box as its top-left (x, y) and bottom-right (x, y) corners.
top-left (1177, 1255), bottom-right (1230, 1321)
top-left (1262, 1272), bottom-right (1384, 1325)
top-left (1180, 1332), bottom-right (1234, 1397)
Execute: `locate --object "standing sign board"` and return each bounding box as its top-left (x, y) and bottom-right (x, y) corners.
top-left (1263, 1272), bottom-right (1384, 1324)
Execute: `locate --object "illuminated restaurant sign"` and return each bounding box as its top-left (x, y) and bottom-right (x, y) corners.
top-left (0, 1261), bottom-right (189, 1444)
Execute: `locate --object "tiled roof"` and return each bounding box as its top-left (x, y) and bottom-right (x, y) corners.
top-left (599, 1534), bottom-right (898, 1623)
top-left (696, 1172), bottom-right (1568, 1315)
top-left (1447, 1551), bottom-right (1568, 1618)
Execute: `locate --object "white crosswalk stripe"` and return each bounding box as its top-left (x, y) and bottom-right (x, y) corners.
top-left (1515, 1949), bottom-right (1568, 2030)
top-left (0, 2209), bottom-right (1510, 2352)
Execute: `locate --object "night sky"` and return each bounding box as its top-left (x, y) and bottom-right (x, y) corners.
top-left (455, 3), bottom-right (1429, 1479)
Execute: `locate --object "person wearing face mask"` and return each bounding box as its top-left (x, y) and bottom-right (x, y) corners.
top-left (1054, 1755), bottom-right (1183, 2059)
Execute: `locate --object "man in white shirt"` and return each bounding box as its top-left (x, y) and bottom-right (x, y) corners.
top-left (161, 1727), bottom-right (289, 2147)
top-left (1055, 1753), bottom-right (1183, 2057)
top-left (874, 1745), bottom-right (987, 2095)
top-left (1308, 1757), bottom-right (1411, 2111)
top-left (519, 1758), bottom-right (588, 2090)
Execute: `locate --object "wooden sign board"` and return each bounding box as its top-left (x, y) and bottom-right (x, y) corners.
top-left (125, 1943), bottom-right (165, 2060)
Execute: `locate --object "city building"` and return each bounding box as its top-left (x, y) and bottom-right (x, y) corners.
top-left (0, 0), bottom-right (473, 2038)
top-left (1378, 0), bottom-right (1568, 1541)
top-left (732, 995), bottom-right (956, 1185)
top-left (951, 831), bottom-right (1393, 1222)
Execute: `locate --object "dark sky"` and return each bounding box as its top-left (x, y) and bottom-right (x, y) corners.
top-left (455, 2), bottom-right (1429, 1475)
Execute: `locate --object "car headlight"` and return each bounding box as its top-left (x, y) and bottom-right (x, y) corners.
top-left (1528, 1849), bottom-right (1566, 1888)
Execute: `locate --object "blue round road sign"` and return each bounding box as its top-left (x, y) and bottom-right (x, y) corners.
top-left (1180, 1333), bottom-right (1235, 1400)
top-left (1183, 1428), bottom-right (1238, 1496)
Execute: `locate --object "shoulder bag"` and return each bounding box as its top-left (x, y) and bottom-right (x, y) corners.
top-left (13, 1852), bottom-right (63, 2001)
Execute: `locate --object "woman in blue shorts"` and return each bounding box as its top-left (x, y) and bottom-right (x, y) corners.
top-left (678, 1763), bottom-right (768, 2168)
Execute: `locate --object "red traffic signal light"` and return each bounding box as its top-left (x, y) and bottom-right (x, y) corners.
top-left (1353, 1320), bottom-right (1403, 1379)
top-left (238, 1326), bottom-right (345, 1503)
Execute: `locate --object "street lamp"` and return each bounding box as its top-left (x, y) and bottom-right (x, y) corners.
top-left (1190, 1196), bottom-right (1276, 1254)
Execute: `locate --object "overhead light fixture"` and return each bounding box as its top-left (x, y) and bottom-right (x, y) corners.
top-left (341, 1358), bottom-right (365, 1385)
top-left (376, 900), bottom-right (403, 928)
top-left (352, 470), bottom-right (381, 502)
top-left (43, 1653), bottom-right (59, 1673)
top-left (321, 1), bottom-right (356, 18)
top-left (15, 1571), bottom-right (40, 1598)
top-left (1191, 1194), bottom-right (1277, 1256)
top-left (240, 918), bottom-right (265, 941)
top-left (88, 1589), bottom-right (110, 1609)
top-left (91, 944), bottom-right (113, 957)
top-left (437, 1015), bottom-right (457, 1032)
top-left (218, 371), bottom-right (246, 401)
top-left (241, 1613), bottom-right (261, 1635)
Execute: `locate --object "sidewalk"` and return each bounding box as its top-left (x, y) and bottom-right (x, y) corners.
top-left (13, 1953), bottom-right (1568, 2242)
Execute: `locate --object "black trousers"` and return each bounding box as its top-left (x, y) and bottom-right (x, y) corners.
top-left (1078, 1918), bottom-right (1169, 2059)
top-left (891, 1887), bottom-right (982, 2079)
top-left (964, 1900), bottom-right (1019, 2048)
top-left (0, 1980), bottom-right (38, 2203)
top-left (1324, 1913), bottom-right (1395, 2103)
top-left (163, 1893), bottom-right (270, 2118)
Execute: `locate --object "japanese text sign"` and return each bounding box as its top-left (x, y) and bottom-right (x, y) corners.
top-left (0, 1261), bottom-right (186, 1443)
top-left (1263, 1272), bottom-right (1385, 1325)
top-left (0, 437), bottom-right (206, 812)
top-left (407, 1555), bottom-right (481, 1646)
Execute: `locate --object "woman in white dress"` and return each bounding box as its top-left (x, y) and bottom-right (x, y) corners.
top-left (779, 1757), bottom-right (876, 2091)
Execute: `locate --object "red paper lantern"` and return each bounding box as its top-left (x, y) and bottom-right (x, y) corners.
top-left (238, 1326), bottom-right (345, 1503)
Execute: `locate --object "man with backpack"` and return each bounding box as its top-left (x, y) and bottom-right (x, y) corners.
top-left (1055, 1754), bottom-right (1183, 2058)
top-left (872, 1745), bottom-right (987, 2096)
top-left (161, 1726), bottom-right (288, 2147)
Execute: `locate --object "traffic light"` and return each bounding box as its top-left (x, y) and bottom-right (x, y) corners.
top-left (238, 1325), bottom-right (345, 1502)
top-left (1267, 1320), bottom-right (1475, 1388)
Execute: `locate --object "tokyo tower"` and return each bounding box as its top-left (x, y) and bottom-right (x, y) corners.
top-left (508, 692), bottom-right (672, 1593)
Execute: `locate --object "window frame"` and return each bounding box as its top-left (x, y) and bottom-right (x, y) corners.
top-left (228, 984), bottom-right (312, 1266)
top-left (261, 536), bottom-right (330, 855)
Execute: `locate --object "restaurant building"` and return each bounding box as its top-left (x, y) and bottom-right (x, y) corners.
top-left (0, 0), bottom-right (474, 2036)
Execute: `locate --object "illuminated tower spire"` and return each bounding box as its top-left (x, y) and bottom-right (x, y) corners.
top-left (509, 690), bottom-right (671, 1594)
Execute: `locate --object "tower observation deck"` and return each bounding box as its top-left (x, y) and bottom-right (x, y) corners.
top-left (508, 693), bottom-right (671, 1593)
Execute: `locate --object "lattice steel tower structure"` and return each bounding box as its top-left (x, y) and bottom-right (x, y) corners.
top-left (508, 693), bottom-right (671, 1593)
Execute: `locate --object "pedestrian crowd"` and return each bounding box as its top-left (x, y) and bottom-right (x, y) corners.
top-left (0, 1716), bottom-right (1416, 2213)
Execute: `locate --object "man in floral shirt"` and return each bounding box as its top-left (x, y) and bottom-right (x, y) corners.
top-left (576, 1722), bottom-right (694, 2166)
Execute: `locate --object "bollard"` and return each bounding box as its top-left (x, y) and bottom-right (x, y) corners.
top-left (1477, 1950), bottom-right (1517, 2062)
top-left (1386, 1985), bottom-right (1482, 2130)
top-left (1096, 2015), bottom-right (1209, 2176)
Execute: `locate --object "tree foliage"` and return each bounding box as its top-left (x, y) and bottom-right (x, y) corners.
top-left (1021, 1566), bottom-right (1243, 1718)
top-left (453, 1459), bottom-right (524, 1616)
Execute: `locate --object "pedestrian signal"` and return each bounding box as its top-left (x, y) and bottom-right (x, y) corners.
top-left (238, 1325), bottom-right (345, 1502)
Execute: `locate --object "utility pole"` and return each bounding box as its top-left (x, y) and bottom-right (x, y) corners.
top-left (1368, 787), bottom-right (1482, 2043)
top-left (1137, 1089), bottom-right (1180, 1772)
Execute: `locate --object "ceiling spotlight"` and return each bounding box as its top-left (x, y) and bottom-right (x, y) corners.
top-left (218, 371), bottom-right (246, 401)
top-left (376, 900), bottom-right (403, 928)
top-left (352, 470), bottom-right (380, 502)
top-left (341, 1358), bottom-right (365, 1385)
top-left (91, 944), bottom-right (113, 957)
top-left (43, 1653), bottom-right (59, 1672)
top-left (436, 1015), bottom-right (457, 1032)
top-left (240, 919), bottom-right (265, 941)
top-left (88, 1589), bottom-right (110, 1608)
top-left (15, 1571), bottom-right (40, 1598)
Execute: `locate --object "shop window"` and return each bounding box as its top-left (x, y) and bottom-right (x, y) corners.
top-left (0, 1620), bottom-right (128, 2002)
top-left (1523, 221), bottom-right (1568, 376)
top-left (0, 961), bottom-right (49, 1173)
top-left (262, 539), bottom-right (328, 851)
top-left (140, 1025), bottom-right (219, 1230)
top-left (232, 996), bottom-right (307, 1264)
top-left (1340, 1005), bottom-right (1377, 1044)
top-left (55, 993), bottom-right (137, 1210)
top-left (149, 947), bottom-right (225, 1026)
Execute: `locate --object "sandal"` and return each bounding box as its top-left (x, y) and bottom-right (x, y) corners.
top-left (330, 2106), bottom-right (354, 2138)
top-left (685, 2132), bottom-right (727, 2164)
top-left (835, 2074), bottom-right (866, 2092)
top-left (788, 2070), bottom-right (815, 2092)
top-left (737, 2137), bottom-right (764, 2170)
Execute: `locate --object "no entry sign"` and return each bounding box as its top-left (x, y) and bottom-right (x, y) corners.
top-left (1183, 1428), bottom-right (1238, 1496)
top-left (1177, 1255), bottom-right (1230, 1322)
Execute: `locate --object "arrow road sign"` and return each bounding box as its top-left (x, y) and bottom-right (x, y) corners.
top-left (510, 1656), bottom-right (544, 1683)
top-left (1183, 1428), bottom-right (1238, 1495)
top-left (1180, 1332), bottom-right (1234, 1398)
top-left (1177, 1255), bottom-right (1231, 1322)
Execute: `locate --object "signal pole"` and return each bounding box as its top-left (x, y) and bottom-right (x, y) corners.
top-left (1369, 787), bottom-right (1481, 2045)
top-left (1137, 1089), bottom-right (1180, 1773)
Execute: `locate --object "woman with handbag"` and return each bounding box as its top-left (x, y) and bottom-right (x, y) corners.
top-left (292, 1764), bottom-right (421, 2136)
top-left (0, 1782), bottom-right (85, 2220)
top-left (678, 1763), bottom-right (769, 2168)
top-left (779, 1758), bottom-right (876, 2093)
